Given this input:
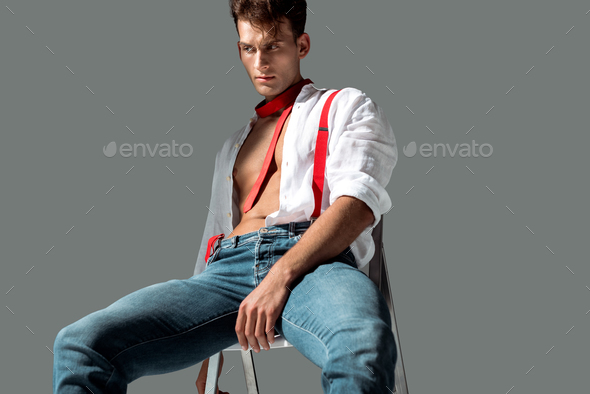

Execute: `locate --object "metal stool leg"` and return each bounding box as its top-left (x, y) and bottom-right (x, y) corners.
top-left (241, 348), bottom-right (260, 394)
top-left (205, 352), bottom-right (221, 393)
top-left (381, 244), bottom-right (410, 394)
top-left (205, 349), bottom-right (260, 394)
top-left (368, 215), bottom-right (410, 393)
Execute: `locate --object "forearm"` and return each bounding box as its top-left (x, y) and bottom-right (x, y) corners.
top-left (271, 195), bottom-right (374, 288)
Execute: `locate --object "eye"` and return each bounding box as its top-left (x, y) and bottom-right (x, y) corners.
top-left (242, 45), bottom-right (278, 53)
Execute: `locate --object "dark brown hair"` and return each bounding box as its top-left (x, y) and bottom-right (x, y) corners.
top-left (229, 0), bottom-right (308, 44)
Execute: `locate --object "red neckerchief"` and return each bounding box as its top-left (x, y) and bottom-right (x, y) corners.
top-left (254, 78), bottom-right (313, 118)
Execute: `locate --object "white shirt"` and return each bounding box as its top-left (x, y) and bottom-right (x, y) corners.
top-left (193, 83), bottom-right (398, 276)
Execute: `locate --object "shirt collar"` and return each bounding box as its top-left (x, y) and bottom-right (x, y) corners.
top-left (249, 83), bottom-right (317, 124)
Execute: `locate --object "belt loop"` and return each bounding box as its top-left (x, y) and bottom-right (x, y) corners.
top-left (310, 216), bottom-right (318, 225)
top-left (289, 221), bottom-right (295, 238)
top-left (216, 234), bottom-right (224, 251)
top-left (205, 233), bottom-right (224, 263)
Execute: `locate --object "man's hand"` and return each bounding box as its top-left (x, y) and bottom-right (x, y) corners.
top-left (235, 267), bottom-right (291, 353)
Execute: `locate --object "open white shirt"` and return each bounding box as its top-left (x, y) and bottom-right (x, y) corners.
top-left (193, 83), bottom-right (398, 276)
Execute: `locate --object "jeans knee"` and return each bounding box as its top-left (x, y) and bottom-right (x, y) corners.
top-left (332, 319), bottom-right (396, 364)
top-left (54, 321), bottom-right (80, 350)
top-left (54, 314), bottom-right (110, 357)
top-left (322, 320), bottom-right (397, 393)
top-left (369, 319), bottom-right (397, 361)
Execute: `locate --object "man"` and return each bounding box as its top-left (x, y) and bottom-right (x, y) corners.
top-left (52, 1), bottom-right (398, 393)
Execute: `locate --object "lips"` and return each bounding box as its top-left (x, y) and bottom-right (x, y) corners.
top-left (256, 76), bottom-right (274, 81)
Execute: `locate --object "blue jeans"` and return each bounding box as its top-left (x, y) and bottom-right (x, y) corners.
top-left (53, 221), bottom-right (397, 393)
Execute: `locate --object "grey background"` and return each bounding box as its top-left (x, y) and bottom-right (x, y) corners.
top-left (1, 1), bottom-right (588, 393)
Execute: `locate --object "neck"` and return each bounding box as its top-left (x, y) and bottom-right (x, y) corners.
top-left (254, 77), bottom-right (313, 118)
top-left (264, 75), bottom-right (304, 104)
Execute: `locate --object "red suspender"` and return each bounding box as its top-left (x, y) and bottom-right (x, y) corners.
top-left (204, 89), bottom-right (342, 263)
top-left (311, 89), bottom-right (342, 222)
top-left (204, 233), bottom-right (224, 263)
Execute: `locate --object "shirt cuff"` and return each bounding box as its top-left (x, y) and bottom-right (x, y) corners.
top-left (329, 179), bottom-right (390, 231)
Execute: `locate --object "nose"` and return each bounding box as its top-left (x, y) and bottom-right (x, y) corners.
top-left (254, 51), bottom-right (270, 71)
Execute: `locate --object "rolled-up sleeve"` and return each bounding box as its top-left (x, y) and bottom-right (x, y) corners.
top-left (326, 90), bottom-right (398, 230)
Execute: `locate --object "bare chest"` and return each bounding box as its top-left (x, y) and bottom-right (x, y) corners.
top-left (232, 113), bottom-right (291, 201)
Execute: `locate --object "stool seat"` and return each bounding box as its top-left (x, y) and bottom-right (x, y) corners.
top-left (223, 334), bottom-right (292, 351)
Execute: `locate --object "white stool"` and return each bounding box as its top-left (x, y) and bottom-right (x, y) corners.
top-left (204, 215), bottom-right (410, 393)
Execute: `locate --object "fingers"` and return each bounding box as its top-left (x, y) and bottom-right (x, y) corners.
top-left (236, 301), bottom-right (278, 353)
top-left (245, 309), bottom-right (260, 352)
top-left (235, 306), bottom-right (248, 352)
top-left (256, 313), bottom-right (269, 351)
top-left (236, 306), bottom-right (273, 353)
top-left (266, 323), bottom-right (275, 346)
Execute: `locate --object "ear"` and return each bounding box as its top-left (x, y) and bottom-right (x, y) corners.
top-left (297, 33), bottom-right (311, 59)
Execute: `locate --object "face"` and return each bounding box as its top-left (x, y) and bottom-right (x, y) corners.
top-left (237, 17), bottom-right (310, 104)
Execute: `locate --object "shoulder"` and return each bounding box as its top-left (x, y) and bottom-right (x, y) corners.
top-left (299, 84), bottom-right (372, 114)
top-left (314, 86), bottom-right (375, 115)
top-left (309, 85), bottom-right (365, 103)
top-left (313, 86), bottom-right (383, 127)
